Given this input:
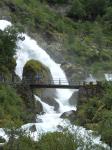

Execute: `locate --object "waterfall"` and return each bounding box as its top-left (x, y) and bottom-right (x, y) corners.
top-left (85, 74), bottom-right (96, 83)
top-left (0, 20), bottom-right (109, 149)
top-left (105, 73), bottom-right (112, 81)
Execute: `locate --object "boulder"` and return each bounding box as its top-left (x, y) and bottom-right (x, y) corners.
top-left (60, 110), bottom-right (77, 122)
top-left (36, 118), bottom-right (43, 123)
top-left (0, 137), bottom-right (6, 143)
top-left (29, 125), bottom-right (36, 132)
top-left (23, 59), bottom-right (52, 85)
top-left (42, 96), bottom-right (59, 111)
top-left (35, 99), bottom-right (43, 114)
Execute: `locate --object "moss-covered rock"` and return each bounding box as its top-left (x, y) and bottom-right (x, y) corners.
top-left (23, 59), bottom-right (51, 84)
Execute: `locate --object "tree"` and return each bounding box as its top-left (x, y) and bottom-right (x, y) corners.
top-left (103, 7), bottom-right (112, 30)
top-left (68, 0), bottom-right (85, 20)
top-left (99, 110), bottom-right (112, 147)
top-left (85, 0), bottom-right (108, 20)
top-left (102, 83), bottom-right (112, 109)
top-left (0, 26), bottom-right (18, 64)
top-left (0, 26), bottom-right (24, 72)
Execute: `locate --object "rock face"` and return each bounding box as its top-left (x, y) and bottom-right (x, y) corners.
top-left (16, 83), bottom-right (43, 122)
top-left (61, 62), bottom-right (86, 82)
top-left (69, 90), bottom-right (79, 106)
top-left (42, 96), bottom-right (59, 111)
top-left (35, 99), bottom-right (44, 114)
top-left (23, 60), bottom-right (55, 97)
top-left (60, 110), bottom-right (77, 122)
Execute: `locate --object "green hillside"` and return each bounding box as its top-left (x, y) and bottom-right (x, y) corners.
top-left (0, 0), bottom-right (112, 149)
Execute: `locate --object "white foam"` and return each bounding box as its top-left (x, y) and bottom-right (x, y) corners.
top-left (0, 20), bottom-right (11, 30)
top-left (105, 73), bottom-right (112, 81)
top-left (85, 74), bottom-right (96, 83)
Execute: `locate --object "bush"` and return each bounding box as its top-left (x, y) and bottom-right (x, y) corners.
top-left (98, 110), bottom-right (112, 146)
top-left (3, 131), bottom-right (106, 150)
top-left (4, 134), bottom-right (38, 150)
top-left (0, 85), bottom-right (25, 128)
top-left (37, 132), bottom-right (77, 150)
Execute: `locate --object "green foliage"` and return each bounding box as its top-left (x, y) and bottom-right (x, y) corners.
top-left (102, 82), bottom-right (112, 109)
top-left (3, 131), bottom-right (105, 150)
top-left (0, 25), bottom-right (23, 74)
top-left (76, 82), bottom-right (112, 146)
top-left (103, 7), bottom-right (112, 31)
top-left (85, 0), bottom-right (108, 20)
top-left (37, 132), bottom-right (77, 150)
top-left (23, 59), bottom-right (50, 83)
top-left (68, 0), bottom-right (110, 21)
top-left (0, 1), bottom-right (112, 147)
top-left (0, 0), bottom-right (111, 72)
top-left (24, 60), bottom-right (45, 74)
top-left (98, 110), bottom-right (112, 146)
top-left (0, 136), bottom-right (6, 143)
top-left (43, 0), bottom-right (70, 4)
top-left (0, 85), bottom-right (25, 128)
top-left (68, 0), bottom-right (85, 20)
top-left (4, 133), bottom-right (38, 150)
top-left (0, 26), bottom-right (17, 63)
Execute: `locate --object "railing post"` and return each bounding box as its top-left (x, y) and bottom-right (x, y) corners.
top-left (59, 79), bottom-right (61, 85)
top-left (83, 81), bottom-right (86, 87)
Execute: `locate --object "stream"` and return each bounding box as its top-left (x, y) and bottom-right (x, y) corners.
top-left (0, 20), bottom-right (109, 149)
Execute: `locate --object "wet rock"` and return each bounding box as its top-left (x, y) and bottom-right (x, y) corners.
top-left (0, 137), bottom-right (6, 143)
top-left (60, 110), bottom-right (77, 122)
top-left (61, 62), bottom-right (86, 82)
top-left (35, 99), bottom-right (43, 114)
top-left (7, 2), bottom-right (17, 12)
top-left (57, 125), bottom-right (63, 130)
top-left (42, 96), bottom-right (59, 111)
top-left (36, 118), bottom-right (43, 123)
top-left (29, 125), bottom-right (36, 132)
top-left (0, 7), bottom-right (11, 21)
top-left (69, 90), bottom-right (78, 106)
top-left (16, 83), bottom-right (43, 123)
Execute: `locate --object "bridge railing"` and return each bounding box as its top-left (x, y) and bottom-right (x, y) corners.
top-left (0, 75), bottom-right (99, 87)
top-left (23, 78), bottom-right (97, 86)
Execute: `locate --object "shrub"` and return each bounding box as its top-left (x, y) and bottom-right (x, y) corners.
top-left (37, 132), bottom-right (77, 150)
top-left (0, 85), bottom-right (25, 128)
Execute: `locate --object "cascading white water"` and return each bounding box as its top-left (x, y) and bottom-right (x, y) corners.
top-left (105, 73), bottom-right (112, 81)
top-left (15, 33), bottom-right (75, 108)
top-left (85, 74), bottom-right (96, 83)
top-left (0, 20), bottom-right (109, 148)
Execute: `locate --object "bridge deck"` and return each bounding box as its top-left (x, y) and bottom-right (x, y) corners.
top-left (29, 84), bottom-right (81, 89)
top-left (29, 82), bottom-right (98, 89)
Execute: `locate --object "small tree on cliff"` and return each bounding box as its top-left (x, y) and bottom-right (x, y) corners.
top-left (0, 25), bottom-right (24, 71)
